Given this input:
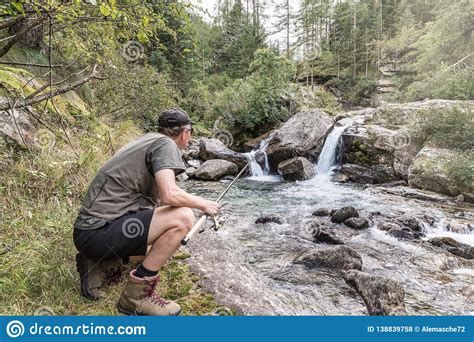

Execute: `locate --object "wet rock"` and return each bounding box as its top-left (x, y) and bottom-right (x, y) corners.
top-left (344, 217), bottom-right (369, 230)
top-left (312, 227), bottom-right (344, 245)
top-left (340, 164), bottom-right (398, 184)
top-left (186, 159), bottom-right (201, 168)
top-left (267, 109), bottom-right (333, 170)
top-left (278, 157), bottom-right (315, 181)
top-left (176, 172), bottom-right (188, 182)
top-left (387, 227), bottom-right (421, 240)
top-left (447, 220), bottom-right (470, 234)
top-left (423, 215), bottom-right (435, 226)
top-left (331, 172), bottom-right (349, 183)
top-left (255, 214), bottom-right (283, 225)
top-left (343, 270), bottom-right (407, 315)
top-left (194, 159), bottom-right (238, 181)
top-left (378, 221), bottom-right (401, 231)
top-left (199, 138), bottom-right (248, 170)
top-left (370, 211), bottom-right (382, 216)
top-left (185, 167), bottom-right (196, 178)
top-left (396, 216), bottom-right (422, 232)
top-left (294, 246), bottom-right (362, 270)
top-left (330, 209), bottom-right (337, 216)
top-left (312, 208), bottom-right (331, 217)
top-left (331, 206), bottom-right (359, 223)
top-left (428, 237), bottom-right (474, 260)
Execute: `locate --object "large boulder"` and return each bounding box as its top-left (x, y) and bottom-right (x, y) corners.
top-left (266, 109), bottom-right (333, 170)
top-left (277, 157), bottom-right (315, 181)
top-left (294, 246), bottom-right (362, 271)
top-left (199, 138), bottom-right (249, 170)
top-left (408, 146), bottom-right (474, 201)
top-left (343, 270), bottom-right (407, 315)
top-left (340, 164), bottom-right (397, 184)
top-left (194, 159), bottom-right (238, 181)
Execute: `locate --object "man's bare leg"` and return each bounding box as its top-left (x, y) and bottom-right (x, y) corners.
top-left (141, 206), bottom-right (194, 271)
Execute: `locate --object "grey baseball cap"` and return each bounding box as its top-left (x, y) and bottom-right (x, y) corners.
top-left (158, 108), bottom-right (194, 127)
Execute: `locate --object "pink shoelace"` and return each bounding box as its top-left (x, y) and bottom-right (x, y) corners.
top-left (145, 278), bottom-right (169, 307)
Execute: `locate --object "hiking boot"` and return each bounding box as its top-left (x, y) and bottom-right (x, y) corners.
top-left (75, 253), bottom-right (126, 300)
top-left (117, 270), bottom-right (181, 316)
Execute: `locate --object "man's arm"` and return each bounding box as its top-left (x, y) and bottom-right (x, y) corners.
top-left (155, 169), bottom-right (220, 216)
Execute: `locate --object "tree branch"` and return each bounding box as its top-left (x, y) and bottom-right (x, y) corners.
top-left (0, 61), bottom-right (64, 68)
top-left (0, 64), bottom-right (101, 111)
top-left (0, 16), bottom-right (46, 58)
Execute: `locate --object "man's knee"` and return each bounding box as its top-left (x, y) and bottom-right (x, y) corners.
top-left (174, 207), bottom-right (194, 232)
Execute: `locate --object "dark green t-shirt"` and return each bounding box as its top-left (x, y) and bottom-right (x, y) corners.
top-left (74, 133), bottom-right (185, 230)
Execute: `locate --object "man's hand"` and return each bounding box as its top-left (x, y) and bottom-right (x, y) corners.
top-left (200, 199), bottom-right (220, 217)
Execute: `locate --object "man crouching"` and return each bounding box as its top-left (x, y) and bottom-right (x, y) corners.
top-left (73, 108), bottom-right (219, 315)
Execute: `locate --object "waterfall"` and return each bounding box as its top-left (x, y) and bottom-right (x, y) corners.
top-left (316, 118), bottom-right (357, 174)
top-left (245, 135), bottom-right (278, 181)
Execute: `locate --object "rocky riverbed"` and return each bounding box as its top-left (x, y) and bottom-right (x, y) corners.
top-left (179, 99), bottom-right (473, 316)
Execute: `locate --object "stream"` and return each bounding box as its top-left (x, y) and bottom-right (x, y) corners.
top-left (184, 118), bottom-right (473, 315)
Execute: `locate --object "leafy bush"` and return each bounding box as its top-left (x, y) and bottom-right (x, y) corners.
top-left (409, 106), bottom-right (474, 150)
top-left (211, 48), bottom-right (297, 135)
top-left (445, 150), bottom-right (474, 189)
top-left (404, 67), bottom-right (474, 101)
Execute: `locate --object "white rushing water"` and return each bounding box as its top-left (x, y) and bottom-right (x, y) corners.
top-left (188, 114), bottom-right (473, 315)
top-left (245, 135), bottom-right (280, 182)
top-left (316, 117), bottom-right (358, 174)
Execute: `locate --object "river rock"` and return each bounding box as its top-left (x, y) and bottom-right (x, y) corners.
top-left (186, 159), bottom-right (202, 168)
top-left (294, 246), bottom-right (362, 270)
top-left (378, 221), bottom-right (401, 231)
top-left (266, 109), bottom-right (333, 170)
top-left (343, 270), bottom-right (407, 315)
top-left (387, 227), bottom-right (420, 240)
top-left (344, 217), bottom-right (369, 230)
top-left (340, 164), bottom-right (397, 184)
top-left (255, 214), bottom-right (283, 225)
top-left (331, 206), bottom-right (359, 223)
top-left (194, 159), bottom-right (238, 181)
top-left (408, 146), bottom-right (474, 201)
top-left (312, 227), bottom-right (344, 245)
top-left (312, 208), bottom-right (331, 217)
top-left (185, 167), bottom-right (196, 178)
top-left (428, 237), bottom-right (474, 260)
top-left (199, 138), bottom-right (249, 170)
top-left (447, 220), bottom-right (470, 234)
top-left (278, 157), bottom-right (315, 181)
top-left (396, 216), bottom-right (422, 232)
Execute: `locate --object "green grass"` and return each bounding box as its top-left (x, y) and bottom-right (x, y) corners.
top-left (0, 123), bottom-right (228, 316)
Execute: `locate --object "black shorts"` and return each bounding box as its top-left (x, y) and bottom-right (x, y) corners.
top-left (73, 209), bottom-right (154, 262)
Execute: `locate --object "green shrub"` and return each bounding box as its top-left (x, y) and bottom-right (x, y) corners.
top-left (210, 48), bottom-right (297, 136)
top-left (409, 106), bottom-right (474, 150)
top-left (405, 67), bottom-right (474, 101)
top-left (445, 150), bottom-right (474, 189)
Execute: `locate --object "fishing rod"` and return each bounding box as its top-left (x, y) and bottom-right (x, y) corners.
top-left (181, 139), bottom-right (271, 245)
